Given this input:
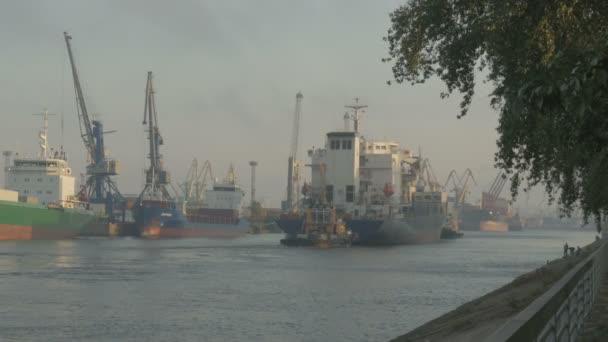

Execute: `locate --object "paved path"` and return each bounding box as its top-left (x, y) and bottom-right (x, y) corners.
top-left (578, 252), bottom-right (608, 341)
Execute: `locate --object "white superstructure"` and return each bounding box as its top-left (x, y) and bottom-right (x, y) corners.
top-left (306, 99), bottom-right (446, 217)
top-left (203, 165), bottom-right (245, 211)
top-left (3, 109), bottom-right (77, 207)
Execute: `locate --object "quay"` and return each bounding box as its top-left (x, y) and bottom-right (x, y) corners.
top-left (392, 235), bottom-right (608, 341)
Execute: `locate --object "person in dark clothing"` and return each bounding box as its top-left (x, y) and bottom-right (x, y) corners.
top-left (564, 243), bottom-right (569, 256)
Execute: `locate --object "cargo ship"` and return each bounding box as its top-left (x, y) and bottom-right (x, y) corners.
top-left (135, 167), bottom-right (249, 238)
top-left (133, 72), bottom-right (248, 238)
top-left (0, 109), bottom-right (95, 240)
top-left (458, 173), bottom-right (523, 232)
top-left (278, 98), bottom-right (447, 245)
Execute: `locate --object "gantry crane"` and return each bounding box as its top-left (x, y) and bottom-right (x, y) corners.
top-left (137, 71), bottom-right (172, 202)
top-left (481, 172), bottom-right (508, 214)
top-left (284, 92), bottom-right (303, 212)
top-left (180, 159), bottom-right (213, 205)
top-left (456, 169), bottom-right (477, 206)
top-left (64, 32), bottom-right (124, 221)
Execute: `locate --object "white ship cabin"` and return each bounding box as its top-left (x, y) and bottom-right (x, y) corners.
top-left (309, 131), bottom-right (360, 212)
top-left (3, 109), bottom-right (77, 207)
top-left (203, 165), bottom-right (245, 211)
top-left (307, 103), bottom-right (446, 217)
top-left (309, 134), bottom-right (410, 211)
top-left (5, 156), bottom-right (75, 207)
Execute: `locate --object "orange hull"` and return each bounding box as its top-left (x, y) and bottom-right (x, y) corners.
top-left (141, 226), bottom-right (244, 239)
top-left (480, 221), bottom-right (509, 232)
top-left (0, 224), bottom-right (78, 240)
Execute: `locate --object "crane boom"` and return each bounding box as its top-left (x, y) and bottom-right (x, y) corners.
top-left (138, 71), bottom-right (172, 202)
top-left (285, 92), bottom-right (303, 212)
top-left (63, 32), bottom-right (124, 221)
top-left (63, 32), bottom-right (95, 159)
top-left (457, 168), bottom-right (477, 205)
top-left (289, 92), bottom-right (303, 162)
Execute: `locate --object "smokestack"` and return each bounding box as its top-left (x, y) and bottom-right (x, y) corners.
top-left (249, 161), bottom-right (258, 207)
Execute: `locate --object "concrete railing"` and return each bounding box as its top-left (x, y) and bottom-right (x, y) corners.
top-left (485, 241), bottom-right (607, 342)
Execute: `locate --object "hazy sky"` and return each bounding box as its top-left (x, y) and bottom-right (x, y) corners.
top-left (0, 1), bottom-right (544, 210)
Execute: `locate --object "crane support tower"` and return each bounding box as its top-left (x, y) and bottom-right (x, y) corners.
top-left (137, 71), bottom-right (172, 202)
top-left (285, 92), bottom-right (303, 212)
top-left (249, 161), bottom-right (258, 208)
top-left (64, 32), bottom-right (124, 221)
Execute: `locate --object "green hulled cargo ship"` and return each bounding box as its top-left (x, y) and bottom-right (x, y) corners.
top-left (0, 199), bottom-right (95, 240)
top-left (0, 109), bottom-right (96, 240)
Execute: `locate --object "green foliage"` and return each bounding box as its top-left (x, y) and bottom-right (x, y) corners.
top-left (385, 0), bottom-right (608, 228)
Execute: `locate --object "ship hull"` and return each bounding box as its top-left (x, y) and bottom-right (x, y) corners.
top-left (0, 200), bottom-right (95, 240)
top-left (347, 214), bottom-right (444, 245)
top-left (141, 220), bottom-right (250, 239)
top-left (480, 220), bottom-right (509, 232)
top-left (134, 202), bottom-right (249, 239)
top-left (277, 214), bottom-right (444, 245)
top-left (275, 217), bottom-right (305, 236)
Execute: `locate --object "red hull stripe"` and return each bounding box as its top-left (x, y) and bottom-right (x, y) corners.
top-left (0, 224), bottom-right (32, 240)
top-left (141, 227), bottom-right (244, 239)
top-left (0, 224), bottom-right (78, 240)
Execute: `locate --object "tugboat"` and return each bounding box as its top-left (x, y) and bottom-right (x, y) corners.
top-left (280, 183), bottom-right (353, 247)
top-left (277, 98), bottom-right (447, 245)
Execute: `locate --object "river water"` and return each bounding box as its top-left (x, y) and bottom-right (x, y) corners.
top-left (0, 229), bottom-right (595, 342)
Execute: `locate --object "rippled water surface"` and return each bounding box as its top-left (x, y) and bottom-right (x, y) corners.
top-left (0, 229), bottom-right (594, 342)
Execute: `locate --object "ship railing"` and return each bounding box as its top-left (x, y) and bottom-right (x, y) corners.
top-left (485, 240), bottom-right (607, 342)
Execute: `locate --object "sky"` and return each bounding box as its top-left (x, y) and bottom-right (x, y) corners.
top-left (0, 0), bottom-right (547, 212)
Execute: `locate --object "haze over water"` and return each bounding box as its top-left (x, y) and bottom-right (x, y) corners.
top-left (0, 230), bottom-right (593, 342)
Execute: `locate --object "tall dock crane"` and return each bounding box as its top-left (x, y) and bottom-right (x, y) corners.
top-left (64, 32), bottom-right (123, 220)
top-left (482, 172), bottom-right (508, 214)
top-left (137, 71), bottom-right (172, 202)
top-left (284, 92), bottom-right (303, 212)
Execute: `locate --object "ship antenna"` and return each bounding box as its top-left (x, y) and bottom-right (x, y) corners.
top-left (33, 107), bottom-right (56, 159)
top-left (345, 97), bottom-right (368, 133)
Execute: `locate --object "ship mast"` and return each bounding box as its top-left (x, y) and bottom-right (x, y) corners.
top-left (345, 97), bottom-right (368, 133)
top-left (33, 108), bottom-right (55, 160)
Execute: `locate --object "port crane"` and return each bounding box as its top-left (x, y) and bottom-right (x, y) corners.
top-left (456, 169), bottom-right (476, 206)
top-left (180, 159), bottom-right (213, 205)
top-left (419, 158), bottom-right (441, 191)
top-left (481, 172), bottom-right (508, 214)
top-left (284, 92), bottom-right (303, 212)
top-left (137, 71), bottom-right (172, 202)
top-left (64, 32), bottom-right (124, 220)
top-left (443, 169), bottom-right (477, 207)
top-left (443, 170), bottom-right (461, 192)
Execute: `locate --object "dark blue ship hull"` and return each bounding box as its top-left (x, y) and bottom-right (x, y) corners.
top-left (275, 217), bottom-right (304, 236)
top-left (346, 216), bottom-right (443, 245)
top-left (134, 201), bottom-right (248, 238)
top-left (277, 214), bottom-right (443, 245)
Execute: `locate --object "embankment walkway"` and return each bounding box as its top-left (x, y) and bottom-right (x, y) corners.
top-left (392, 238), bottom-right (608, 342)
top-left (578, 255), bottom-right (608, 341)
